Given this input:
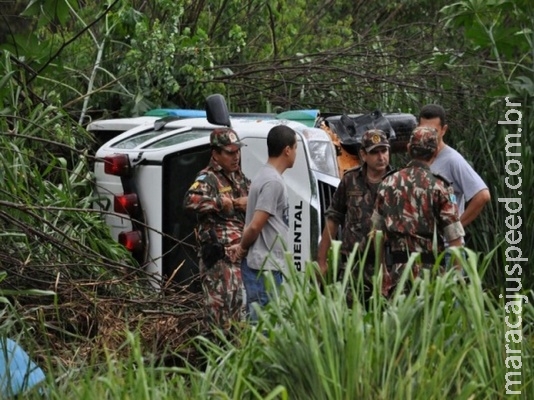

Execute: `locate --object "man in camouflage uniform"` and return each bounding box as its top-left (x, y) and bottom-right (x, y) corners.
top-left (317, 129), bottom-right (393, 301)
top-left (183, 128), bottom-right (250, 330)
top-left (371, 127), bottom-right (465, 295)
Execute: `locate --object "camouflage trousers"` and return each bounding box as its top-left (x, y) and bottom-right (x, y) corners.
top-left (337, 252), bottom-right (378, 309)
top-left (383, 262), bottom-right (443, 297)
top-left (200, 257), bottom-right (243, 330)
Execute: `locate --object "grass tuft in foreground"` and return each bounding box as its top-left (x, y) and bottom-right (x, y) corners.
top-left (18, 244), bottom-right (534, 399)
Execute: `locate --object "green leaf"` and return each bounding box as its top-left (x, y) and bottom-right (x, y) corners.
top-left (22, 0), bottom-right (79, 26)
top-left (0, 71), bottom-right (15, 90)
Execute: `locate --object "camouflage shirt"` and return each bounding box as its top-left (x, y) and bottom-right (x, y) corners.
top-left (326, 164), bottom-right (394, 254)
top-left (372, 160), bottom-right (464, 253)
top-left (183, 158), bottom-right (250, 246)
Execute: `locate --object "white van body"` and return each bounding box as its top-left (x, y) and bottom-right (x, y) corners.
top-left (92, 115), bottom-right (339, 287)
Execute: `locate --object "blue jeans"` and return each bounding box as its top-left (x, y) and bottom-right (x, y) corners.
top-left (444, 248), bottom-right (468, 271)
top-left (240, 258), bottom-right (283, 322)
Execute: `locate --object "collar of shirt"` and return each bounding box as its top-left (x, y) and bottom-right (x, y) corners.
top-left (361, 163), bottom-right (394, 185)
top-left (406, 159), bottom-right (430, 170)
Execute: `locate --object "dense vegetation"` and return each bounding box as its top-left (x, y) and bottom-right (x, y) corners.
top-left (0, 0), bottom-right (532, 398)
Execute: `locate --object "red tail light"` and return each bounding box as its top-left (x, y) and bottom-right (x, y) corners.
top-left (114, 193), bottom-right (139, 215)
top-left (118, 230), bottom-right (143, 252)
top-left (104, 154), bottom-right (131, 176)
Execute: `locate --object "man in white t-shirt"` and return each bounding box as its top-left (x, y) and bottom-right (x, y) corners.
top-left (228, 125), bottom-right (298, 321)
top-left (418, 104), bottom-right (490, 228)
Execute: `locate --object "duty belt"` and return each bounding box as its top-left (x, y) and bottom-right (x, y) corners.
top-left (341, 252), bottom-right (375, 265)
top-left (389, 251), bottom-right (440, 265)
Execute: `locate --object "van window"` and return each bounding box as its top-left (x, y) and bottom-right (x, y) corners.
top-left (301, 128), bottom-right (338, 177)
top-left (113, 129), bottom-right (177, 149)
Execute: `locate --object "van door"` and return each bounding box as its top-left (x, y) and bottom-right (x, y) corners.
top-left (161, 146), bottom-right (212, 291)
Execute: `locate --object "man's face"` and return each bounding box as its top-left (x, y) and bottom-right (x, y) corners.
top-left (418, 117), bottom-right (447, 145)
top-left (213, 144), bottom-right (241, 173)
top-left (361, 146), bottom-right (389, 174)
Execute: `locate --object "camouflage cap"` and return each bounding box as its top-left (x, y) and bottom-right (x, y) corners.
top-left (409, 127), bottom-right (438, 153)
top-left (210, 128), bottom-right (244, 148)
top-left (361, 129), bottom-right (390, 152)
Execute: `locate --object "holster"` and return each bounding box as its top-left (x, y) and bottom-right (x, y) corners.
top-left (200, 229), bottom-right (225, 269)
top-left (389, 251), bottom-right (439, 265)
top-left (384, 241), bottom-right (393, 269)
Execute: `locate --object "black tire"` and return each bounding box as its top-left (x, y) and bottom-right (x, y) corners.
top-left (385, 113), bottom-right (417, 143)
top-left (384, 113), bottom-right (416, 154)
top-left (319, 112), bottom-right (416, 154)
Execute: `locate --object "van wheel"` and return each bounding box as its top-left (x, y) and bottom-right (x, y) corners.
top-left (385, 113), bottom-right (417, 153)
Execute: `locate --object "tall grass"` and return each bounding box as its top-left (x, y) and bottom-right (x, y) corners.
top-left (455, 96), bottom-right (534, 291)
top-left (28, 245), bottom-right (531, 399)
top-left (213, 249), bottom-right (532, 400)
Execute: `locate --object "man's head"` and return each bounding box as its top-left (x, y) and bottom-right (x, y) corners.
top-left (267, 125), bottom-right (297, 168)
top-left (359, 129), bottom-right (390, 174)
top-left (408, 126), bottom-right (439, 161)
top-left (418, 104), bottom-right (447, 148)
top-left (210, 128), bottom-right (244, 173)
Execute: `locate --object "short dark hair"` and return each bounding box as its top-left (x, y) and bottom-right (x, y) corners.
top-left (418, 104), bottom-right (446, 126)
top-left (267, 125), bottom-right (296, 157)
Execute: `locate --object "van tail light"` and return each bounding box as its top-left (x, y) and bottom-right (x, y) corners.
top-left (104, 154), bottom-right (131, 176)
top-left (104, 153), bottom-right (145, 259)
top-left (118, 230), bottom-right (144, 252)
top-left (114, 193), bottom-right (139, 215)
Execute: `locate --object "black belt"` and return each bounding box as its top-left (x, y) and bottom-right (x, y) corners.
top-left (341, 251), bottom-right (375, 266)
top-left (389, 251), bottom-right (439, 264)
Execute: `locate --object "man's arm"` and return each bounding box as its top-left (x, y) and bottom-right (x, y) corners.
top-left (317, 218), bottom-right (339, 275)
top-left (228, 210), bottom-right (270, 261)
top-left (240, 210), bottom-right (270, 250)
top-left (316, 175), bottom-right (349, 273)
top-left (461, 188), bottom-right (490, 227)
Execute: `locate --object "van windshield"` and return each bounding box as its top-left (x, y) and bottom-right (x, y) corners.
top-left (300, 128), bottom-right (339, 178)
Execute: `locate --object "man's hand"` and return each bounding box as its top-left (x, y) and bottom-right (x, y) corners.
top-left (228, 244), bottom-right (247, 263)
top-left (221, 195), bottom-right (233, 212)
top-left (232, 196), bottom-right (248, 212)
